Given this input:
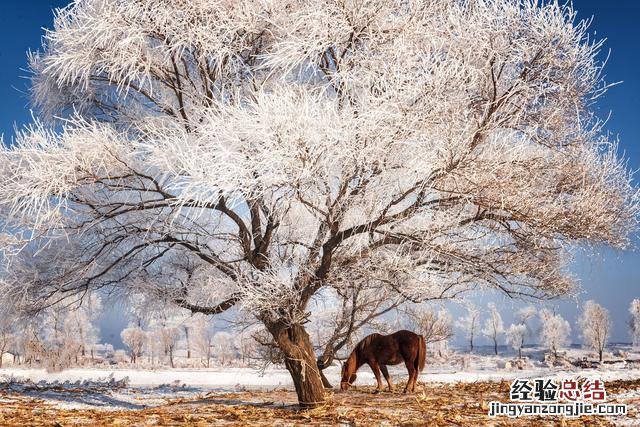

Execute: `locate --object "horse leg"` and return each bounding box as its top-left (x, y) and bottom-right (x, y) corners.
top-left (411, 354), bottom-right (421, 392)
top-left (403, 359), bottom-right (416, 394)
top-left (369, 361), bottom-right (384, 393)
top-left (380, 364), bottom-right (393, 392)
top-left (410, 369), bottom-right (418, 392)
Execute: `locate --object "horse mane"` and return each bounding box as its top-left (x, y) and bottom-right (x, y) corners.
top-left (355, 333), bottom-right (381, 355)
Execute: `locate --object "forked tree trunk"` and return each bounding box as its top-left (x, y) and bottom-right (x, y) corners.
top-left (268, 322), bottom-right (326, 408)
top-left (315, 350), bottom-right (337, 388)
top-left (318, 365), bottom-right (333, 388)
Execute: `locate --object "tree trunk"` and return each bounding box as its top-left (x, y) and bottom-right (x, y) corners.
top-left (184, 327), bottom-right (191, 359)
top-left (599, 349), bottom-right (603, 362)
top-left (316, 351), bottom-right (336, 388)
top-left (268, 322), bottom-right (326, 408)
top-left (494, 338), bottom-right (498, 355)
top-left (318, 365), bottom-right (333, 388)
top-left (470, 337), bottom-right (473, 352)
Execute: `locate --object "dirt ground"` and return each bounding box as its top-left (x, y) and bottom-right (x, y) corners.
top-left (0, 379), bottom-right (638, 426)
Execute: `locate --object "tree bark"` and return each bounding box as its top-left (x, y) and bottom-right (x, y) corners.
top-left (268, 322), bottom-right (326, 408)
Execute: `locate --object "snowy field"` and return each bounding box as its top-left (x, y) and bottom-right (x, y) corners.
top-left (1, 345), bottom-right (639, 412)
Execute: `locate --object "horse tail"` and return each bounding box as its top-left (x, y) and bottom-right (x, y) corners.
top-left (417, 334), bottom-right (427, 372)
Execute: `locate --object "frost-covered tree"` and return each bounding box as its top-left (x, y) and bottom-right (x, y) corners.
top-left (578, 300), bottom-right (610, 361)
top-left (234, 325), bottom-right (261, 365)
top-left (15, 323), bottom-right (45, 366)
top-left (65, 294), bottom-right (102, 359)
top-left (121, 325), bottom-right (146, 363)
top-left (39, 307), bottom-right (85, 369)
top-left (0, 315), bottom-right (14, 368)
top-left (482, 302), bottom-right (504, 355)
top-left (505, 323), bottom-right (527, 358)
top-left (154, 324), bottom-right (181, 368)
top-left (539, 309), bottom-right (571, 357)
top-left (406, 306), bottom-right (454, 347)
top-left (515, 305), bottom-right (537, 345)
top-left (182, 323), bottom-right (192, 360)
top-left (630, 299), bottom-right (640, 348)
top-left (212, 331), bottom-right (235, 366)
top-left (192, 315), bottom-right (215, 368)
top-left (1, 0), bottom-right (638, 406)
top-left (457, 305), bottom-right (481, 352)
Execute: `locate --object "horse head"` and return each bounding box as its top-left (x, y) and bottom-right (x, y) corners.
top-left (340, 356), bottom-right (357, 390)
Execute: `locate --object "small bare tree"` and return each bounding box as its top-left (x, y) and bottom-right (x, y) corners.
top-left (0, 315), bottom-right (14, 368)
top-left (234, 325), bottom-right (261, 365)
top-left (482, 303), bottom-right (504, 355)
top-left (192, 315), bottom-right (215, 368)
top-left (405, 306), bottom-right (454, 349)
top-left (578, 300), bottom-right (610, 362)
top-left (505, 324), bottom-right (527, 359)
top-left (121, 325), bottom-right (146, 364)
top-left (630, 299), bottom-right (640, 348)
top-left (213, 331), bottom-right (235, 366)
top-left (456, 305), bottom-right (480, 352)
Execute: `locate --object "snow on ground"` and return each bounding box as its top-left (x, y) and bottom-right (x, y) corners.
top-left (1, 345), bottom-right (639, 411)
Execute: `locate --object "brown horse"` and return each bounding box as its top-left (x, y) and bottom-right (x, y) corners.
top-left (340, 330), bottom-right (426, 393)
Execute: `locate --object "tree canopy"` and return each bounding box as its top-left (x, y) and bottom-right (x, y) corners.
top-left (0, 0), bottom-right (637, 406)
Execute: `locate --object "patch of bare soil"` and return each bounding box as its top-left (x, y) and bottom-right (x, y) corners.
top-left (0, 379), bottom-right (638, 426)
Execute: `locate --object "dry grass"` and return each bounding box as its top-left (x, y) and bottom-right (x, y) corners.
top-left (0, 379), bottom-right (638, 426)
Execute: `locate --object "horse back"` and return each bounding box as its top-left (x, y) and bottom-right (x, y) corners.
top-left (360, 330), bottom-right (421, 366)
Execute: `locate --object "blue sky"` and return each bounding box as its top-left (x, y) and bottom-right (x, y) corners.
top-left (0, 1), bottom-right (638, 348)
